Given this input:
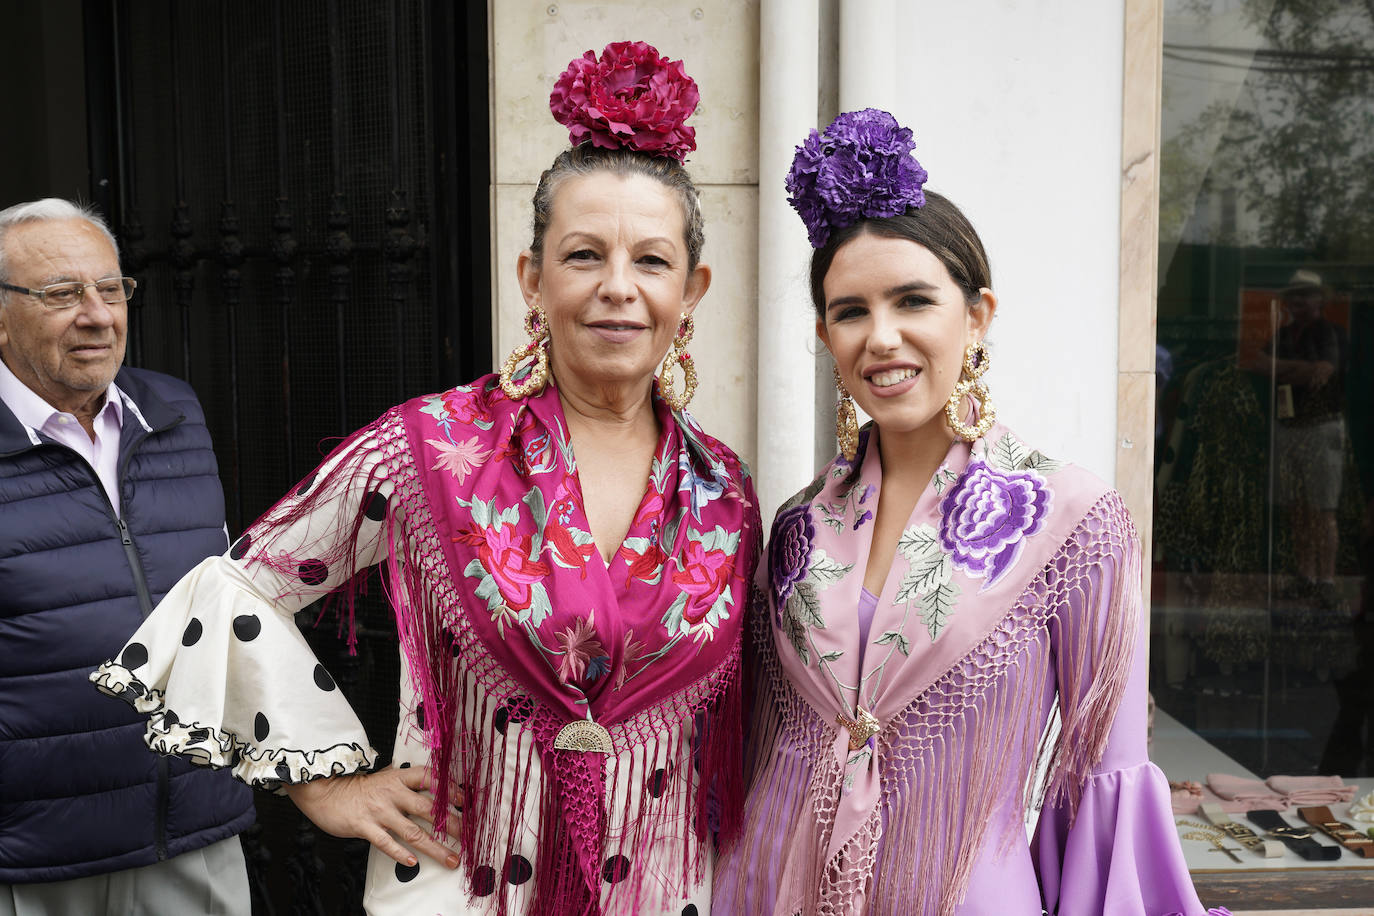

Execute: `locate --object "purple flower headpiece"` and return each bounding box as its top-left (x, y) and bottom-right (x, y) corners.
top-left (786, 108), bottom-right (928, 248)
top-left (549, 41), bottom-right (699, 162)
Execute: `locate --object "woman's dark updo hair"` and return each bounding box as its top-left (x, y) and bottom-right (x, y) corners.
top-left (529, 145), bottom-right (705, 272)
top-left (809, 190), bottom-right (990, 316)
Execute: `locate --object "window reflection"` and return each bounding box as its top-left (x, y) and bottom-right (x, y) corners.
top-left (1152, 0), bottom-right (1373, 835)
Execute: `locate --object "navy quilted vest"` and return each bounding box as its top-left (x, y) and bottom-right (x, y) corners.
top-left (0, 367), bottom-right (254, 883)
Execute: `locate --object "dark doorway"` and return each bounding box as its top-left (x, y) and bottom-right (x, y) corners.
top-left (0, 1), bottom-right (494, 912)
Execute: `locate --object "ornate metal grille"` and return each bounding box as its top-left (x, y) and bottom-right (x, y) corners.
top-left (82, 1), bottom-right (490, 911)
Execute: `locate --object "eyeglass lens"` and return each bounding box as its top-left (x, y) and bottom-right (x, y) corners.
top-left (42, 278), bottom-right (135, 307)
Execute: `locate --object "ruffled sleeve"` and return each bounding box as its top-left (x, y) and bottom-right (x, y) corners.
top-left (1031, 494), bottom-right (1229, 916)
top-left (91, 414), bottom-right (404, 790)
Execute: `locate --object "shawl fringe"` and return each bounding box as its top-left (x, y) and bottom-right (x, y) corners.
top-left (239, 403), bottom-right (748, 914)
top-left (724, 492), bottom-right (1141, 916)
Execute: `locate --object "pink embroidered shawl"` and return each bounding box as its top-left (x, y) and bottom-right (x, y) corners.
top-left (251, 374), bottom-right (760, 914)
top-left (724, 422), bottom-right (1138, 914)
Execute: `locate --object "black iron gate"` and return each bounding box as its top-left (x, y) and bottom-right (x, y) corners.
top-left (81, 1), bottom-right (490, 911)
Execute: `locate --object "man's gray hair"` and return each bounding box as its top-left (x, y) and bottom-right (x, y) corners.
top-left (0, 199), bottom-right (120, 287)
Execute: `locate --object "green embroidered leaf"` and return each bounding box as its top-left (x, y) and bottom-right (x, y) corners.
top-left (931, 467), bottom-right (959, 496)
top-left (896, 548), bottom-right (951, 604)
top-left (793, 582), bottom-right (826, 629)
top-left (660, 591), bottom-right (689, 635)
top-left (495, 504), bottom-right (521, 530)
top-left (896, 525), bottom-right (941, 562)
top-left (780, 610), bottom-right (809, 664)
top-left (874, 630), bottom-right (911, 656)
top-left (990, 432), bottom-right (1029, 471)
top-left (660, 508), bottom-right (686, 554)
top-left (622, 536), bottom-right (654, 554)
top-left (820, 649), bottom-right (844, 662)
top-left (1021, 450), bottom-right (1066, 474)
top-left (526, 581), bottom-right (553, 628)
top-left (918, 579), bottom-right (961, 642)
top-left (473, 572), bottom-right (504, 612)
top-left (806, 549), bottom-right (852, 586)
top-left (523, 487), bottom-right (547, 530)
top-left (460, 495), bottom-right (492, 528)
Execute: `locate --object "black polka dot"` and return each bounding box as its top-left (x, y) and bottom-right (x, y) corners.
top-left (649, 768), bottom-right (669, 798)
top-left (683, 906), bottom-right (699, 916)
top-left (233, 614), bottom-right (262, 641)
top-left (414, 702), bottom-right (425, 730)
top-left (181, 618), bottom-right (203, 647)
top-left (364, 491), bottom-right (388, 521)
top-left (275, 762), bottom-right (291, 781)
top-left (394, 860), bottom-right (420, 883)
top-left (254, 713), bottom-right (270, 742)
top-left (504, 854), bottom-right (532, 885)
top-left (602, 854), bottom-right (631, 884)
top-left (162, 709), bottom-right (179, 727)
top-left (120, 642), bottom-right (148, 669)
top-left (399, 761), bottom-right (411, 769)
top-left (472, 864), bottom-right (497, 896)
top-left (313, 664), bottom-right (336, 692)
top-left (298, 559), bottom-right (329, 586)
top-left (296, 473), bottom-right (317, 496)
top-left (494, 695), bottom-right (532, 735)
top-left (229, 534), bottom-right (252, 560)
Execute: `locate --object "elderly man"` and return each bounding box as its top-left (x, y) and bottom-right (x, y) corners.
top-left (0, 199), bottom-right (253, 914)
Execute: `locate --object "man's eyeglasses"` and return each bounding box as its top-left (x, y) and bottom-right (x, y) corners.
top-left (0, 277), bottom-right (137, 310)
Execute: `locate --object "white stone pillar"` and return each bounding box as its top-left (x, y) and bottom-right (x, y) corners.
top-left (756, 0), bottom-right (822, 520)
top-left (839, 0), bottom-right (897, 113)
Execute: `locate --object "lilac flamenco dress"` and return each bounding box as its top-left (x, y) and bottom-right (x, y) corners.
top-left (713, 424), bottom-right (1228, 916)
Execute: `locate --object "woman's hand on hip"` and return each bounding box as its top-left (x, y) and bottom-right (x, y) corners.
top-left (283, 764), bottom-right (463, 869)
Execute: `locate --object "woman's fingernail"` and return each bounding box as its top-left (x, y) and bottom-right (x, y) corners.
top-left (407, 856), bottom-right (417, 867)
top-left (446, 854), bottom-right (460, 869)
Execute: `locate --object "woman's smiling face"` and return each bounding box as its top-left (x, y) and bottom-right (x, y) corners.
top-left (817, 230), bottom-right (995, 443)
top-left (517, 171), bottom-right (709, 401)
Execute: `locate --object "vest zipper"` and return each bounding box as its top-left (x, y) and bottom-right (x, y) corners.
top-left (156, 756), bottom-right (170, 860)
top-left (115, 516), bottom-right (155, 617)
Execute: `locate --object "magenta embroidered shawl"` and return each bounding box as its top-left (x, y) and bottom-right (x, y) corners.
top-left (253, 374), bottom-right (760, 914)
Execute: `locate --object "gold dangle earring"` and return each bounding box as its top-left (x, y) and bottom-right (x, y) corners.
top-left (945, 339), bottom-right (995, 442)
top-left (834, 365), bottom-right (859, 461)
top-left (499, 304), bottom-right (551, 399)
top-left (658, 313), bottom-right (698, 411)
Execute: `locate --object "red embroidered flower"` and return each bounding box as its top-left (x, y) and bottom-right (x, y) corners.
top-left (671, 541), bottom-right (731, 623)
top-left (555, 617), bottom-right (606, 684)
top-left (474, 525), bottom-right (550, 611)
top-left (549, 41), bottom-right (699, 161)
top-left (620, 540), bottom-right (668, 586)
top-left (546, 523), bottom-right (596, 577)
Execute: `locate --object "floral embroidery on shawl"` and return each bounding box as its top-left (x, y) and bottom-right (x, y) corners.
top-left (235, 375), bottom-right (760, 916)
top-left (718, 423), bottom-right (1138, 916)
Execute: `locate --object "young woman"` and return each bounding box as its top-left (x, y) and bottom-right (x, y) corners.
top-left (714, 109), bottom-right (1226, 916)
top-left (94, 43), bottom-right (759, 916)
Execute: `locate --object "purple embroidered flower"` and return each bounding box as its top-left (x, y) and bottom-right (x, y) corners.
top-left (853, 484), bottom-right (876, 529)
top-left (938, 459), bottom-right (1051, 591)
top-left (786, 108), bottom-right (928, 248)
top-left (769, 505), bottom-right (816, 618)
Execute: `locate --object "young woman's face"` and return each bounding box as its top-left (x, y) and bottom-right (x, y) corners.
top-left (817, 231), bottom-right (995, 443)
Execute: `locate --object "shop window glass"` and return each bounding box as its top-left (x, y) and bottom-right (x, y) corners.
top-left (1153, 0), bottom-right (1374, 899)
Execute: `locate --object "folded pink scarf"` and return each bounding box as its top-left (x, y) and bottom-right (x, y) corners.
top-left (1207, 773), bottom-right (1289, 812)
top-left (1266, 774), bottom-right (1356, 806)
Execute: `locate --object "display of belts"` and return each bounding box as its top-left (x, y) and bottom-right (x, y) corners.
top-left (1150, 0), bottom-right (1374, 903)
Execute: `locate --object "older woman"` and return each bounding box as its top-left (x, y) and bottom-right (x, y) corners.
top-left (712, 110), bottom-right (1226, 916)
top-left (94, 42), bottom-right (759, 916)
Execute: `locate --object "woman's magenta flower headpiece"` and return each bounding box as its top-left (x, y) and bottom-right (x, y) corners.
top-left (550, 40), bottom-right (699, 162)
top-left (786, 108), bottom-right (928, 248)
